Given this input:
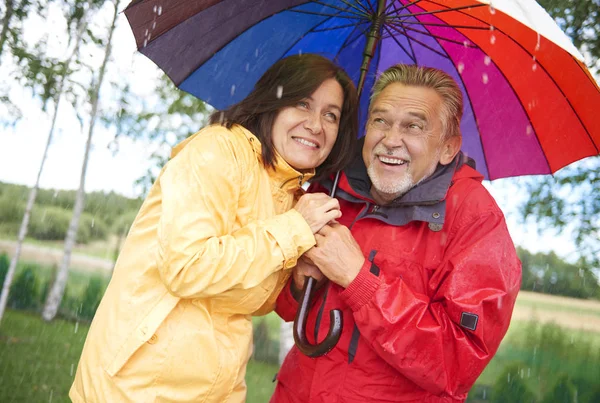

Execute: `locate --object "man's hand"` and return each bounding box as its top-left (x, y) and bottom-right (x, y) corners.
top-left (306, 223), bottom-right (365, 288)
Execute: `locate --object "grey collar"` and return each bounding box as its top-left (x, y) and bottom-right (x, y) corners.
top-left (321, 144), bottom-right (474, 228)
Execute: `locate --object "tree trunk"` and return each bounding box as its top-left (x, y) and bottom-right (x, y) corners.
top-left (0, 0), bottom-right (14, 62)
top-left (279, 320), bottom-right (294, 365)
top-left (0, 7), bottom-right (89, 324)
top-left (42, 0), bottom-right (121, 321)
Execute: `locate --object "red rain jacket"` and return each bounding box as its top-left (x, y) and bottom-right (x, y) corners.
top-left (271, 154), bottom-right (521, 403)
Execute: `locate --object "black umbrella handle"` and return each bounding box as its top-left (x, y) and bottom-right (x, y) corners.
top-left (293, 277), bottom-right (343, 357)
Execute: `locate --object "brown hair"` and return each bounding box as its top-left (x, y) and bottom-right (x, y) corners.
top-left (371, 64), bottom-right (463, 140)
top-left (209, 54), bottom-right (358, 181)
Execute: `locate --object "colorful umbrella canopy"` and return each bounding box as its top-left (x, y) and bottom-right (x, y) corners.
top-left (125, 0), bottom-right (600, 180)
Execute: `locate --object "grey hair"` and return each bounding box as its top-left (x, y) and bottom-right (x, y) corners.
top-left (371, 64), bottom-right (463, 140)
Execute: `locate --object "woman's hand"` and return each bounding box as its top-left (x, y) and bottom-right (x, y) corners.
top-left (294, 193), bottom-right (341, 233)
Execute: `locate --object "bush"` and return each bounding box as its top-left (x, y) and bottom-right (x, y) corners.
top-left (79, 275), bottom-right (107, 320)
top-left (252, 320), bottom-right (279, 364)
top-left (491, 363), bottom-right (536, 403)
top-left (541, 373), bottom-right (576, 403)
top-left (8, 265), bottom-right (40, 311)
top-left (27, 206), bottom-right (109, 243)
top-left (0, 253), bottom-right (9, 285)
top-left (0, 196), bottom-right (25, 223)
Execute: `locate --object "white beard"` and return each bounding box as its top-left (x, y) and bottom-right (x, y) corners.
top-left (367, 152), bottom-right (440, 201)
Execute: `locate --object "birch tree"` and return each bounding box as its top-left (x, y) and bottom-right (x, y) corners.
top-left (42, 0), bottom-right (121, 321)
top-left (0, 0), bottom-right (95, 324)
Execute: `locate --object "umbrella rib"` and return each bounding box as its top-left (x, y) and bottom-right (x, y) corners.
top-left (386, 23), bottom-right (449, 58)
top-left (361, 0), bottom-right (376, 14)
top-left (422, 0), bottom-right (599, 155)
top-left (387, 21), bottom-right (476, 48)
top-left (337, 0), bottom-right (373, 16)
top-left (396, 20), bottom-right (490, 31)
top-left (382, 24), bottom-right (417, 64)
top-left (386, 3), bottom-right (486, 21)
top-left (290, 9), bottom-right (364, 20)
top-left (335, 22), bottom-right (373, 55)
top-left (310, 1), bottom-right (370, 19)
top-left (384, 0), bottom-right (424, 16)
top-left (312, 22), bottom-right (366, 33)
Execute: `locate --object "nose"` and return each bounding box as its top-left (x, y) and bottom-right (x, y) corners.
top-left (380, 126), bottom-right (404, 149)
top-left (304, 111), bottom-right (323, 135)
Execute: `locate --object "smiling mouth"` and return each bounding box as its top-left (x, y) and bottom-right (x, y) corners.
top-left (293, 137), bottom-right (320, 149)
top-left (378, 155), bottom-right (407, 166)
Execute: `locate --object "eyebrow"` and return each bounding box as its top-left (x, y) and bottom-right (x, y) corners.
top-left (306, 96), bottom-right (342, 113)
top-left (407, 111), bottom-right (427, 121)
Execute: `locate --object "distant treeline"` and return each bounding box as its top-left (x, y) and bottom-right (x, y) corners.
top-left (518, 247), bottom-right (600, 300)
top-left (0, 181), bottom-right (142, 244)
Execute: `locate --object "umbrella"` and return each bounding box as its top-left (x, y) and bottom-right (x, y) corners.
top-left (125, 0), bottom-right (600, 356)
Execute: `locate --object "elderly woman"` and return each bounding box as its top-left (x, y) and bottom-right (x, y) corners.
top-left (70, 54), bottom-right (358, 403)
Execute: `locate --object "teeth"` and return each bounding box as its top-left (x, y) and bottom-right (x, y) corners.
top-left (379, 156), bottom-right (406, 165)
top-left (294, 138), bottom-right (318, 148)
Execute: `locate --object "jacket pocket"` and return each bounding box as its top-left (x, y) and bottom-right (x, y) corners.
top-left (105, 292), bottom-right (179, 376)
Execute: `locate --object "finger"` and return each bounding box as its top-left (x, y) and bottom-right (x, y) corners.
top-left (320, 197), bottom-right (340, 213)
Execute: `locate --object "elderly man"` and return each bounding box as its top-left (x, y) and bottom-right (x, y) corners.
top-left (271, 64), bottom-right (522, 403)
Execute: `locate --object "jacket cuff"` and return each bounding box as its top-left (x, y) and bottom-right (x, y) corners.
top-left (276, 279), bottom-right (300, 322)
top-left (265, 209), bottom-right (315, 268)
top-left (339, 260), bottom-right (381, 312)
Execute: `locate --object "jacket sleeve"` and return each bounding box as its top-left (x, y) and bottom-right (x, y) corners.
top-left (275, 274), bottom-right (328, 322)
top-left (339, 209), bottom-right (522, 397)
top-left (156, 129), bottom-right (316, 299)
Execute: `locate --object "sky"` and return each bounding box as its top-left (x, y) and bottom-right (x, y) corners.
top-left (0, 1), bottom-right (588, 263)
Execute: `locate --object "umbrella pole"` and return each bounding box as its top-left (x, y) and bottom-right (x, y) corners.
top-left (292, 0), bottom-right (388, 358)
top-left (357, 0), bottom-right (386, 95)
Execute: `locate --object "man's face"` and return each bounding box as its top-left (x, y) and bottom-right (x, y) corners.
top-left (362, 83), bottom-right (456, 205)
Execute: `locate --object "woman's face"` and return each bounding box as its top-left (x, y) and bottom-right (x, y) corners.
top-left (271, 78), bottom-right (344, 171)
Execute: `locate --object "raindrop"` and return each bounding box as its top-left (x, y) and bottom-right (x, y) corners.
top-left (535, 33), bottom-right (541, 52)
top-left (245, 63), bottom-right (250, 72)
top-left (152, 21), bottom-right (156, 30)
top-left (484, 56), bottom-right (491, 66)
top-left (532, 63), bottom-right (537, 71)
top-left (507, 373), bottom-right (511, 382)
top-left (276, 85), bottom-right (284, 99)
top-left (143, 39), bottom-right (148, 47)
top-left (153, 5), bottom-right (157, 13)
top-left (482, 73), bottom-right (489, 84)
top-left (463, 40), bottom-right (469, 48)
top-left (91, 218), bottom-right (95, 228)
top-left (144, 29), bottom-right (149, 37)
top-left (489, 5), bottom-right (496, 14)
top-left (527, 368), bottom-right (531, 377)
top-left (49, 389), bottom-right (53, 402)
top-left (483, 389), bottom-right (486, 399)
top-left (490, 25), bottom-right (495, 31)
top-left (490, 35), bottom-right (496, 45)
top-left (74, 322), bottom-right (79, 334)
top-left (457, 62), bottom-right (465, 74)
top-left (158, 6), bottom-right (163, 15)
top-left (255, 48), bottom-right (259, 57)
top-left (218, 112), bottom-right (225, 125)
top-left (230, 85), bottom-right (236, 96)
top-left (526, 125), bottom-right (533, 136)
top-left (70, 363), bottom-right (74, 376)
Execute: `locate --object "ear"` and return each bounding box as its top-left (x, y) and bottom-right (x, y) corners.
top-left (439, 135), bottom-right (462, 165)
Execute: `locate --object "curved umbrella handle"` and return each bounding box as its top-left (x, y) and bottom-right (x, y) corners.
top-left (293, 277), bottom-right (343, 357)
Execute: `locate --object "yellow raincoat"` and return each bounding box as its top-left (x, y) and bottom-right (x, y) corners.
top-left (70, 124), bottom-right (316, 403)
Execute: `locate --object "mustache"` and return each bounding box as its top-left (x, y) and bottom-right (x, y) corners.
top-left (373, 145), bottom-right (410, 161)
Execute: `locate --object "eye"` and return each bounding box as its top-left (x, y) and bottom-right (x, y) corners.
top-left (297, 101), bottom-right (309, 109)
top-left (325, 112), bottom-right (339, 122)
top-left (407, 122), bottom-right (423, 131)
top-left (371, 117), bottom-right (388, 129)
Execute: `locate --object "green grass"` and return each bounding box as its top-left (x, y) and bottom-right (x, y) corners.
top-left (0, 235), bottom-right (118, 260)
top-left (0, 310), bottom-right (279, 403)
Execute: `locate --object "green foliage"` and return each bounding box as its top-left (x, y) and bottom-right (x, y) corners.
top-left (541, 373), bottom-right (577, 403)
top-left (517, 247), bottom-right (600, 299)
top-left (78, 275), bottom-right (107, 320)
top-left (8, 265), bottom-right (39, 311)
top-left (0, 253), bottom-right (9, 285)
top-left (252, 319), bottom-right (280, 364)
top-left (520, 1), bottom-right (600, 268)
top-left (491, 363), bottom-right (536, 403)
